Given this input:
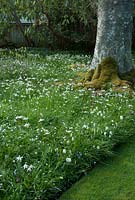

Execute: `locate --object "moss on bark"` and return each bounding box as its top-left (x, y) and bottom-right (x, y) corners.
top-left (79, 57), bottom-right (135, 92)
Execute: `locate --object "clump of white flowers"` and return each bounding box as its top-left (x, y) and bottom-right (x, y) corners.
top-left (23, 163), bottom-right (34, 172)
top-left (16, 155), bottom-right (23, 162)
top-left (66, 158), bottom-right (71, 163)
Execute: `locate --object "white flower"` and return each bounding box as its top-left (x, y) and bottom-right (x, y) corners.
top-left (23, 163), bottom-right (28, 169)
top-left (97, 146), bottom-right (100, 150)
top-left (104, 132), bottom-right (107, 136)
top-left (15, 116), bottom-right (22, 120)
top-left (24, 123), bottom-right (30, 128)
top-left (23, 117), bottom-right (28, 121)
top-left (66, 157), bottom-right (71, 163)
top-left (27, 165), bottom-right (34, 172)
top-left (120, 116), bottom-right (124, 120)
top-left (67, 140), bottom-right (70, 144)
top-left (109, 131), bottom-right (113, 135)
top-left (16, 155), bottom-right (23, 162)
top-left (128, 105), bottom-right (133, 108)
top-left (15, 116), bottom-right (28, 121)
top-left (45, 130), bottom-right (50, 135)
top-left (63, 149), bottom-right (66, 154)
top-left (71, 137), bottom-right (74, 141)
top-left (82, 124), bottom-right (89, 129)
top-left (38, 118), bottom-right (44, 122)
top-left (66, 130), bottom-right (72, 133)
top-left (26, 88), bottom-right (33, 94)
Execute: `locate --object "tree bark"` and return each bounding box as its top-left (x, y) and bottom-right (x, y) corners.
top-left (90, 0), bottom-right (133, 73)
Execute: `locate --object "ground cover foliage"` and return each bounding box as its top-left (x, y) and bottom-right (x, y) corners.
top-left (0, 48), bottom-right (135, 199)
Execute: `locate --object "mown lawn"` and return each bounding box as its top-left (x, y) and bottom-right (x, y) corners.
top-left (0, 48), bottom-right (135, 199)
top-left (60, 136), bottom-right (135, 200)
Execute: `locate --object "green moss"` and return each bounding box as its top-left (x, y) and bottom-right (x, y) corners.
top-left (83, 57), bottom-right (133, 92)
top-left (78, 69), bottom-right (95, 83)
top-left (93, 57), bottom-right (118, 80)
top-left (86, 69), bottom-right (95, 81)
top-left (76, 57), bottom-right (134, 92)
top-left (91, 65), bottom-right (101, 81)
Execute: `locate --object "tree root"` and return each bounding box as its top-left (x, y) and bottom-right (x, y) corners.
top-left (76, 57), bottom-right (135, 93)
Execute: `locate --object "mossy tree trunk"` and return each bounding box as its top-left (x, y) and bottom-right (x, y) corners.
top-left (91, 0), bottom-right (133, 74)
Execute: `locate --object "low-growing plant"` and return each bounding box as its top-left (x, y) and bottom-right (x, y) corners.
top-left (0, 49), bottom-right (135, 199)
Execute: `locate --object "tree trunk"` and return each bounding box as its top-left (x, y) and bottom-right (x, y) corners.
top-left (90, 0), bottom-right (133, 73)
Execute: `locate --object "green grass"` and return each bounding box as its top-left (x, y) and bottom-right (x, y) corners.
top-left (0, 48), bottom-right (135, 199)
top-left (60, 136), bottom-right (135, 200)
